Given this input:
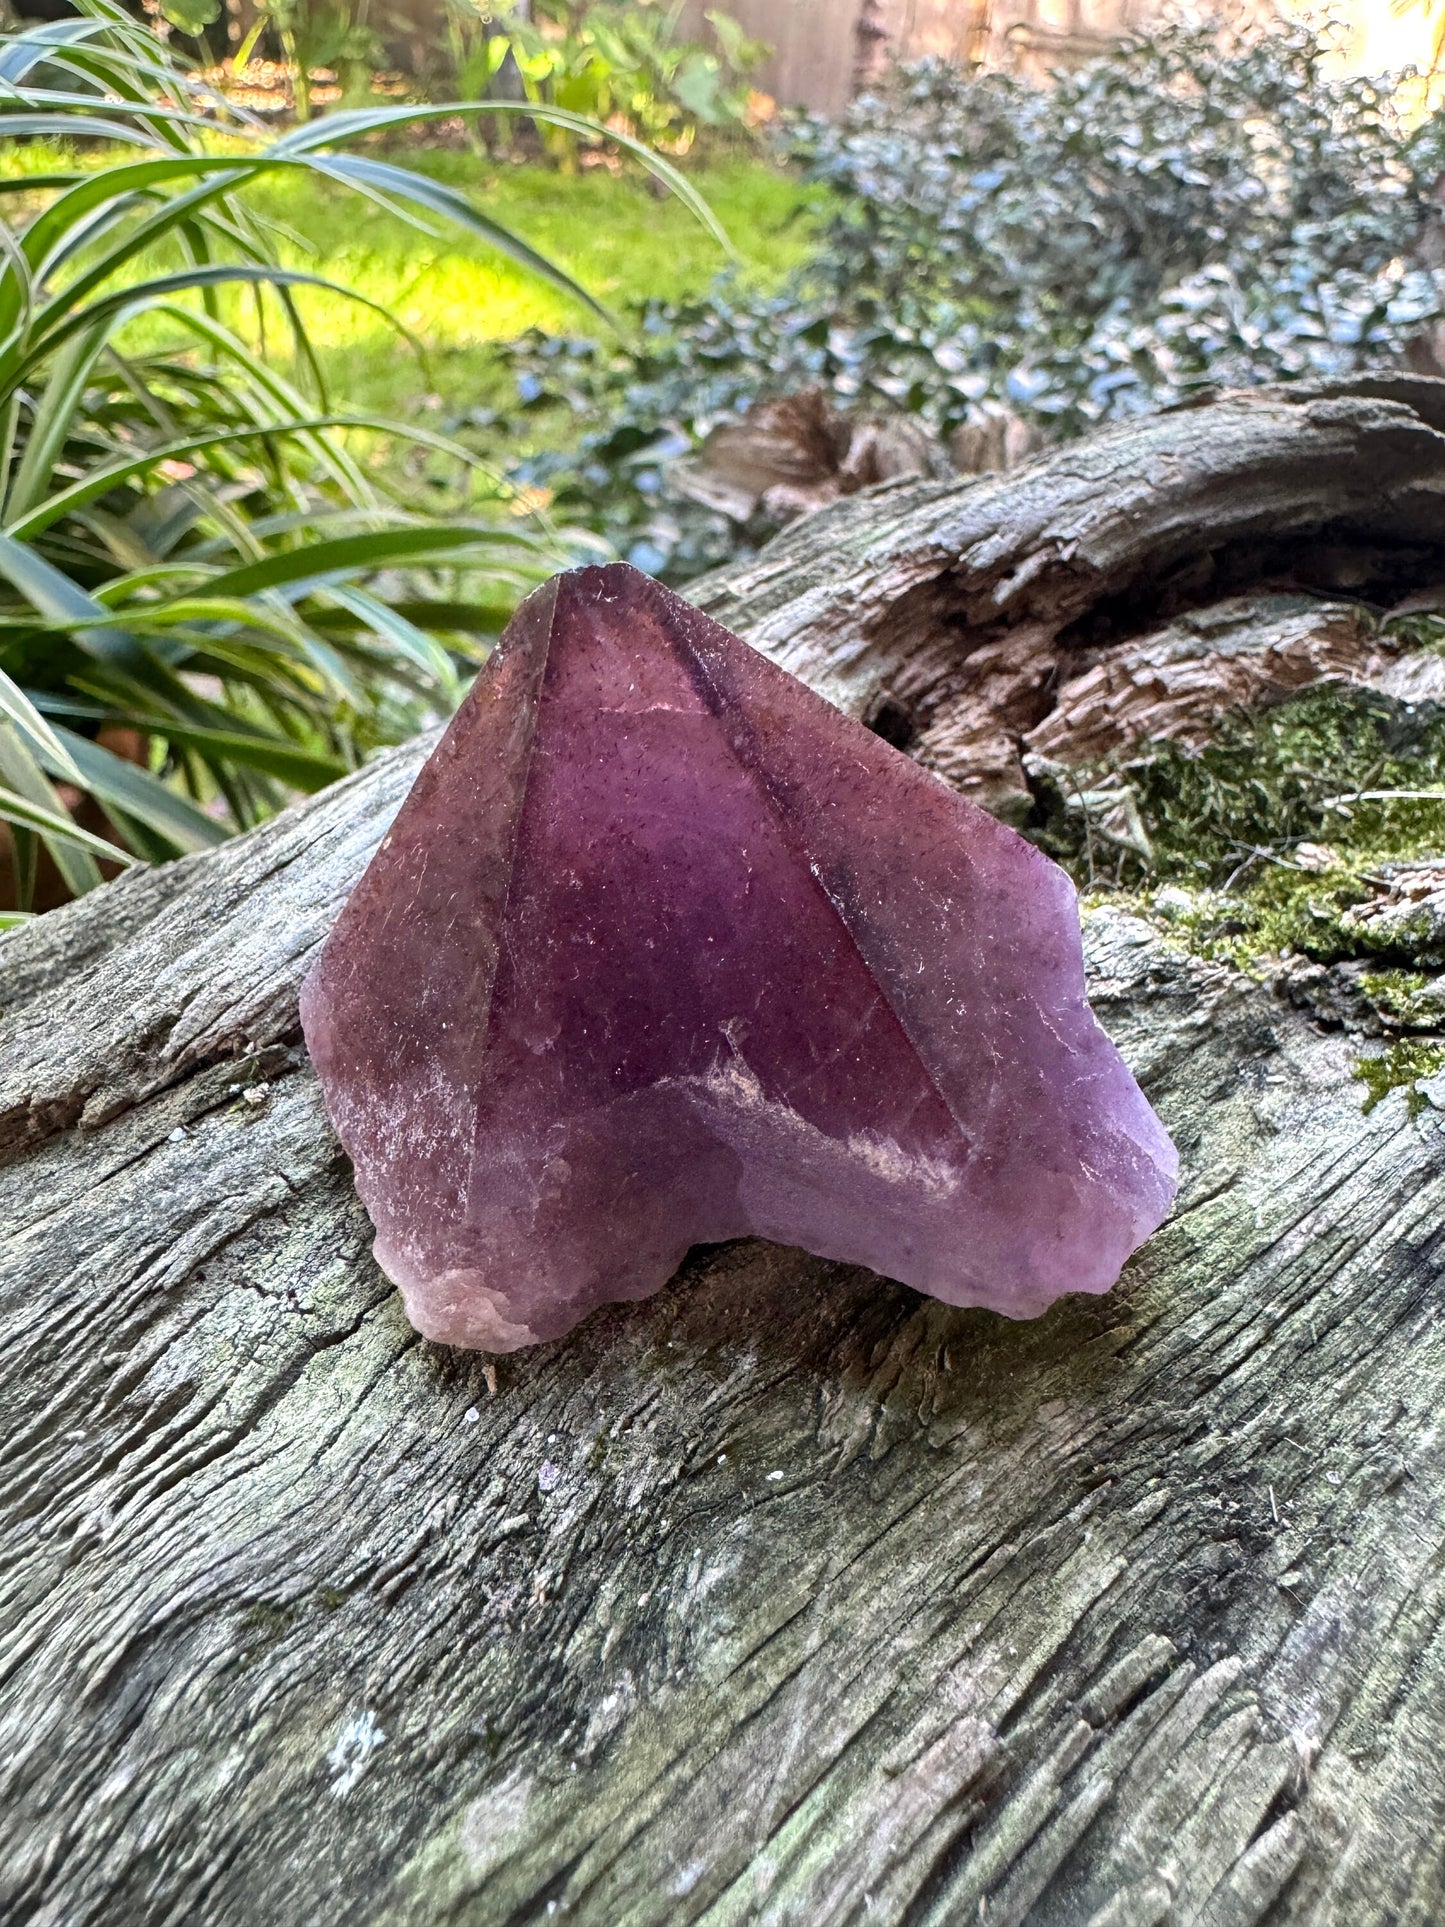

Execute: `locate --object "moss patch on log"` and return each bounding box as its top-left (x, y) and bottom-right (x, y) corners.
top-left (1352, 1038), bottom-right (1445, 1115)
top-left (1041, 678), bottom-right (1445, 1034)
top-left (1034, 682), bottom-right (1445, 891)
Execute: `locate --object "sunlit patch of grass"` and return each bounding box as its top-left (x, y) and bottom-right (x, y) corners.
top-left (283, 157), bottom-right (820, 404)
top-left (0, 141), bottom-right (822, 418)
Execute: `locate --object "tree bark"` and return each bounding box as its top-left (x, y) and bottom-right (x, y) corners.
top-left (5, 378), bottom-right (1445, 1927)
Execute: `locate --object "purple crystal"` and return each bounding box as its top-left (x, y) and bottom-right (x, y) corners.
top-left (300, 564), bottom-right (1178, 1351)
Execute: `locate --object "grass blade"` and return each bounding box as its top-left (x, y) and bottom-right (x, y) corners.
top-left (0, 664), bottom-right (83, 780)
top-left (313, 154), bottom-right (609, 320)
top-left (198, 525), bottom-right (530, 599)
top-left (273, 103), bottom-right (735, 257)
top-left (0, 780), bottom-right (137, 871)
top-left (51, 724), bottom-right (226, 851)
top-left (92, 716), bottom-right (347, 788)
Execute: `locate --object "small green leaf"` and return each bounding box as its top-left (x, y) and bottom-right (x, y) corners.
top-left (160, 0), bottom-right (221, 32)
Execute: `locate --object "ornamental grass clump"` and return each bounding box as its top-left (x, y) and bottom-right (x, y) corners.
top-left (0, 0), bottom-right (723, 918)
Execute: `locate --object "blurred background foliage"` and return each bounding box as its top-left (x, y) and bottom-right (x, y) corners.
top-left (7, 0), bottom-right (1445, 916)
top-left (493, 13), bottom-right (1445, 581)
top-left (440, 0), bottom-right (769, 166)
top-left (0, 0), bottom-right (725, 915)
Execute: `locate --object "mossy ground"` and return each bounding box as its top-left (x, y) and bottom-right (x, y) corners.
top-left (1048, 676), bottom-right (1445, 1105)
top-left (1042, 681), bottom-right (1445, 893)
top-left (1047, 683), bottom-right (1445, 964)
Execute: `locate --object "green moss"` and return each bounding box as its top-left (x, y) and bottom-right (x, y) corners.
top-left (1042, 684), bottom-right (1445, 1001)
top-left (1358, 970), bottom-right (1432, 1024)
top-left (1382, 610), bottom-right (1445, 657)
top-left (242, 1600), bottom-right (298, 1638)
top-left (1353, 1039), bottom-right (1445, 1116)
top-left (236, 1598), bottom-right (301, 1666)
top-left (1039, 684), bottom-right (1445, 893)
top-left (1150, 872), bottom-right (1361, 974)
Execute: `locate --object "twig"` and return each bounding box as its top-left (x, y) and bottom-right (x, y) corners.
top-left (1320, 789), bottom-right (1445, 814)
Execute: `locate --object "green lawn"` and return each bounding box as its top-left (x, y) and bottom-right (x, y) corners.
top-left (0, 141), bottom-right (817, 418)
top-left (0, 139), bottom-right (818, 526)
top-left (244, 151), bottom-right (819, 414)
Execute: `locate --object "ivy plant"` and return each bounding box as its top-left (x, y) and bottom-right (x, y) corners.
top-left (491, 13), bottom-right (1445, 581)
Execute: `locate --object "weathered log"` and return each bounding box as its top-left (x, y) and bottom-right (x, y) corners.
top-left (5, 379), bottom-right (1445, 1927)
top-left (690, 374), bottom-right (1445, 814)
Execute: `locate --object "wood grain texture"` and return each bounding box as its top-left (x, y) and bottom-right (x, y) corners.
top-left (689, 375), bottom-right (1445, 814)
top-left (4, 381), bottom-right (1445, 1927)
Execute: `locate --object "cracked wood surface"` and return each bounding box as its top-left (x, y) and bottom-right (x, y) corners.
top-left (5, 382), bottom-right (1445, 1926)
top-left (689, 374), bottom-right (1445, 816)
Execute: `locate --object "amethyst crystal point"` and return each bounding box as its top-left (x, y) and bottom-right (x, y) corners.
top-left (300, 563), bottom-right (1178, 1352)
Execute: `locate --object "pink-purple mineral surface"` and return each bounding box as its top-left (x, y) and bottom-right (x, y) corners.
top-left (300, 563), bottom-right (1178, 1351)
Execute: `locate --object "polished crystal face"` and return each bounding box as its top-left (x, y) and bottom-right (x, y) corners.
top-left (301, 563), bottom-right (1178, 1352)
